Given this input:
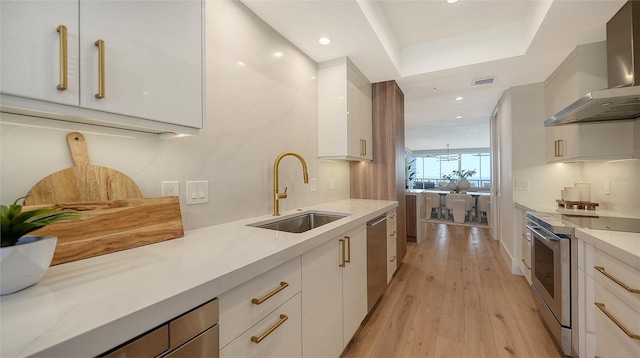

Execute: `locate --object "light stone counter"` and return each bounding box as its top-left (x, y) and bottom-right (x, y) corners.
top-left (0, 199), bottom-right (397, 357)
top-left (575, 228), bottom-right (640, 269)
top-left (514, 201), bottom-right (640, 219)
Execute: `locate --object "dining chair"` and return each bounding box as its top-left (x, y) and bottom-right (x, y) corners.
top-left (444, 193), bottom-right (473, 223)
top-left (424, 192), bottom-right (442, 219)
top-left (477, 195), bottom-right (491, 223)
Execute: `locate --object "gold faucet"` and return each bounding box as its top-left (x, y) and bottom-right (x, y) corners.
top-left (273, 151), bottom-right (309, 216)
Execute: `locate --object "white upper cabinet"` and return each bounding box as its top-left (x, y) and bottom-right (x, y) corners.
top-left (0, 0), bottom-right (204, 134)
top-left (79, 1), bottom-right (203, 128)
top-left (318, 57), bottom-right (373, 161)
top-left (544, 41), bottom-right (635, 162)
top-left (0, 1), bottom-right (79, 106)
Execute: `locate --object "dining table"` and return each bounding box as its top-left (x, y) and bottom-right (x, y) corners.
top-left (406, 188), bottom-right (491, 223)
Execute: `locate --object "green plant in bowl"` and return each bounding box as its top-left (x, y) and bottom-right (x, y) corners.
top-left (1, 197), bottom-right (82, 248)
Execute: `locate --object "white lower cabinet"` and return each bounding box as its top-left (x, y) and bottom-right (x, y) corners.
top-left (301, 225), bottom-right (367, 358)
top-left (219, 257), bottom-right (301, 358)
top-left (220, 293), bottom-right (301, 358)
top-left (578, 238), bottom-right (640, 358)
top-left (387, 209), bottom-right (397, 284)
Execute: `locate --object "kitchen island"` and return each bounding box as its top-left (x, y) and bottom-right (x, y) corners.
top-left (0, 199), bottom-right (397, 357)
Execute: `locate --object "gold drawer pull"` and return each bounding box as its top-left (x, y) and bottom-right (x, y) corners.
top-left (344, 236), bottom-right (351, 263)
top-left (521, 258), bottom-right (531, 270)
top-left (251, 281), bottom-right (288, 305)
top-left (595, 302), bottom-right (640, 340)
top-left (360, 139), bottom-right (366, 156)
top-left (595, 266), bottom-right (640, 294)
top-left (339, 238), bottom-right (346, 267)
top-left (56, 25), bottom-right (68, 90)
top-left (95, 39), bottom-right (105, 99)
top-left (251, 314), bottom-right (288, 343)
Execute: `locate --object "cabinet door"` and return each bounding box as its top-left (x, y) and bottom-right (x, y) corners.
top-left (347, 65), bottom-right (372, 160)
top-left (301, 238), bottom-right (343, 358)
top-left (220, 293), bottom-right (301, 358)
top-left (342, 225), bottom-right (367, 346)
top-left (0, 0), bottom-right (79, 105)
top-left (79, 0), bottom-right (203, 128)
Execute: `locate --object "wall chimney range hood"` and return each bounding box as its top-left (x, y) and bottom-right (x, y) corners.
top-left (545, 0), bottom-right (640, 126)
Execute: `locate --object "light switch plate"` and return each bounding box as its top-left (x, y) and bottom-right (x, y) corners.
top-left (186, 181), bottom-right (208, 205)
top-left (310, 178), bottom-right (317, 192)
top-left (604, 180), bottom-right (611, 195)
top-left (515, 180), bottom-right (529, 191)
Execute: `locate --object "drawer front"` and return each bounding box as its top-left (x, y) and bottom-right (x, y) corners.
top-left (220, 293), bottom-right (302, 358)
top-left (219, 257), bottom-right (301, 348)
top-left (169, 298), bottom-right (219, 349)
top-left (587, 244), bottom-right (640, 309)
top-left (387, 209), bottom-right (397, 238)
top-left (594, 280), bottom-right (640, 357)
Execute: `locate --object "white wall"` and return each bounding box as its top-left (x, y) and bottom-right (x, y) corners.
top-left (582, 160), bottom-right (640, 216)
top-left (0, 0), bottom-right (350, 231)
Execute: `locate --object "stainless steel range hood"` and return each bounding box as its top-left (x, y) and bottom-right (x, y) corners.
top-left (545, 1), bottom-right (640, 127)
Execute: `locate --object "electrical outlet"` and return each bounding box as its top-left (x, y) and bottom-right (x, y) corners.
top-left (310, 178), bottom-right (317, 192)
top-left (186, 181), bottom-right (208, 205)
top-left (161, 181), bottom-right (179, 197)
top-left (604, 180), bottom-right (611, 195)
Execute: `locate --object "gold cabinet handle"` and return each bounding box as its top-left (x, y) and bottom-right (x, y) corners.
top-left (339, 238), bottom-right (346, 267)
top-left (56, 25), bottom-right (68, 91)
top-left (251, 281), bottom-right (289, 305)
top-left (595, 302), bottom-right (640, 340)
top-left (95, 39), bottom-right (105, 99)
top-left (344, 236), bottom-right (351, 263)
top-left (594, 266), bottom-right (640, 294)
top-left (521, 258), bottom-right (531, 270)
top-left (554, 140), bottom-right (558, 157)
top-left (360, 139), bottom-right (367, 156)
top-left (251, 314), bottom-right (288, 343)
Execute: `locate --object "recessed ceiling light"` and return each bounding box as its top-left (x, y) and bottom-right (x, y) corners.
top-left (455, 96), bottom-right (463, 101)
top-left (273, 52), bottom-right (283, 58)
top-left (318, 37), bottom-right (331, 45)
top-left (447, 0), bottom-right (459, 3)
top-left (456, 116), bottom-right (462, 119)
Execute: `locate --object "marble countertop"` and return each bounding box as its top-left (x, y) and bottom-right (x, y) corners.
top-left (515, 200), bottom-right (639, 268)
top-left (576, 228), bottom-right (640, 268)
top-left (0, 199), bottom-right (397, 357)
top-left (514, 201), bottom-right (639, 219)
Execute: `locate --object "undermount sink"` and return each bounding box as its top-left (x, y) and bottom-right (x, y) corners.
top-left (249, 211), bottom-right (349, 233)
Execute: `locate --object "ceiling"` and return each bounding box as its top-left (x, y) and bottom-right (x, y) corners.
top-left (240, 0), bottom-right (627, 152)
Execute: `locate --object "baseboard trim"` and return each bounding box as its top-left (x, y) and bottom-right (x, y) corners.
top-left (499, 240), bottom-right (521, 275)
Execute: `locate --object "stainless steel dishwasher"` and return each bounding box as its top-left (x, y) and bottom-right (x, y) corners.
top-left (367, 214), bottom-right (388, 313)
top-left (102, 298), bottom-right (219, 357)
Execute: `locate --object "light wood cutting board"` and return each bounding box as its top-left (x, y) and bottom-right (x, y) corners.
top-left (24, 132), bottom-right (142, 205)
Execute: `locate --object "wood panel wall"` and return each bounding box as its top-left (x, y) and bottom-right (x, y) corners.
top-left (350, 80), bottom-right (407, 264)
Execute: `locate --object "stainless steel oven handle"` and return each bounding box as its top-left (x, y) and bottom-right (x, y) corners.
top-left (526, 225), bottom-right (558, 242)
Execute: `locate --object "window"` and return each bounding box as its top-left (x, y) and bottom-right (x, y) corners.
top-left (409, 149), bottom-right (491, 189)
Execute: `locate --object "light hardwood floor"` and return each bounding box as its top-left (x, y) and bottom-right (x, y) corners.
top-left (342, 223), bottom-right (564, 358)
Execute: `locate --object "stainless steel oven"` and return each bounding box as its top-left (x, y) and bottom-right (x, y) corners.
top-left (526, 212), bottom-right (577, 357)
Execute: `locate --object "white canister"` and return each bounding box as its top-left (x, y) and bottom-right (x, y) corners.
top-left (575, 182), bottom-right (591, 202)
top-left (564, 187), bottom-right (581, 202)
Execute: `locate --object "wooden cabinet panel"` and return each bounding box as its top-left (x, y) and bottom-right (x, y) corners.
top-left (350, 80), bottom-right (406, 264)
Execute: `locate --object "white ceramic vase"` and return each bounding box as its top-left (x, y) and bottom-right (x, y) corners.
top-left (0, 236), bottom-right (57, 295)
top-left (447, 181), bottom-right (457, 192)
top-left (457, 178), bottom-right (471, 192)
